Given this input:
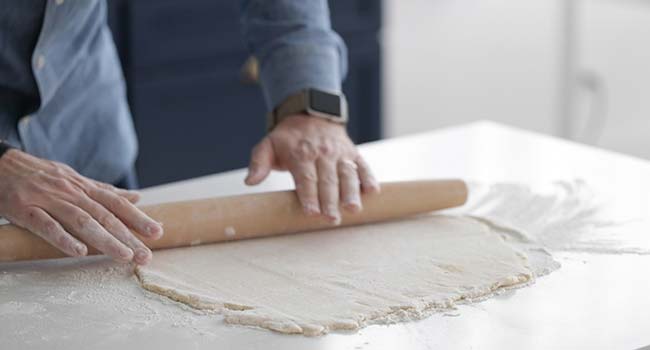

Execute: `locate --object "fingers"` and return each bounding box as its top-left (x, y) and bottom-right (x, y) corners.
top-left (108, 187), bottom-right (141, 204)
top-left (62, 166), bottom-right (141, 204)
top-left (290, 158), bottom-right (365, 221)
top-left (355, 157), bottom-right (380, 194)
top-left (245, 137), bottom-right (274, 185)
top-left (338, 160), bottom-right (362, 213)
top-left (18, 206), bottom-right (87, 257)
top-left (46, 199), bottom-right (134, 262)
top-left (90, 179), bottom-right (140, 203)
top-left (85, 186), bottom-right (163, 240)
top-left (39, 180), bottom-right (158, 264)
top-left (290, 162), bottom-right (320, 216)
top-left (71, 194), bottom-right (153, 265)
top-left (317, 158), bottom-right (341, 224)
top-left (246, 120), bottom-right (378, 224)
top-left (0, 152), bottom-right (157, 264)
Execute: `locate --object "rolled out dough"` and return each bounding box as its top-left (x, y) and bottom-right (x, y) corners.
top-left (135, 215), bottom-right (536, 336)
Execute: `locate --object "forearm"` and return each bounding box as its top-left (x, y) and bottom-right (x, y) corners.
top-left (240, 0), bottom-right (348, 111)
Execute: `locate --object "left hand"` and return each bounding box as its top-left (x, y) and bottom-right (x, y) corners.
top-left (245, 115), bottom-right (380, 224)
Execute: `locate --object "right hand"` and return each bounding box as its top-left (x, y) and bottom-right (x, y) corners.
top-left (0, 149), bottom-right (163, 265)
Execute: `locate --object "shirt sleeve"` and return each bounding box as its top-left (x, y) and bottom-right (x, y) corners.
top-left (240, 0), bottom-right (348, 112)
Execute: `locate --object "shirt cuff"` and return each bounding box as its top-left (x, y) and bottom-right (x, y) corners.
top-left (258, 39), bottom-right (347, 112)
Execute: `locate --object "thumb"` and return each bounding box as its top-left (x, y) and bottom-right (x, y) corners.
top-left (245, 137), bottom-right (274, 185)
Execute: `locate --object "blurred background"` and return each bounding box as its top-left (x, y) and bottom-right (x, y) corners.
top-left (107, 0), bottom-right (650, 187)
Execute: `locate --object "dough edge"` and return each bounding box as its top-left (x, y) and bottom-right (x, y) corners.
top-left (135, 264), bottom-right (533, 336)
top-left (134, 215), bottom-right (544, 336)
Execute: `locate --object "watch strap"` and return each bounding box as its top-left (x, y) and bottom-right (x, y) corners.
top-left (267, 89), bottom-right (348, 131)
top-left (267, 91), bottom-right (308, 131)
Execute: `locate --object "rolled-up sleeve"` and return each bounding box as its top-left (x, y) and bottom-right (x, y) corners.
top-left (240, 0), bottom-right (348, 111)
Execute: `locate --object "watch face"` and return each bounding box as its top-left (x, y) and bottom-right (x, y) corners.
top-left (309, 89), bottom-right (341, 117)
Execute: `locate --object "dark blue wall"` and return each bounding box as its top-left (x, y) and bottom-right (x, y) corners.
top-left (108, 0), bottom-right (382, 187)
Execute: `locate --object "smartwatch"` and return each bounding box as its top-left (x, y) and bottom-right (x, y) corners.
top-left (268, 88), bottom-right (348, 131)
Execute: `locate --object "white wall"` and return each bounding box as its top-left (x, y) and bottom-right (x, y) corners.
top-left (382, 0), bottom-right (650, 160)
top-left (382, 0), bottom-right (562, 137)
top-left (578, 0), bottom-right (650, 159)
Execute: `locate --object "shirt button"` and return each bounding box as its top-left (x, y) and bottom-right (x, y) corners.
top-left (36, 55), bottom-right (46, 70)
top-left (55, 0), bottom-right (64, 4)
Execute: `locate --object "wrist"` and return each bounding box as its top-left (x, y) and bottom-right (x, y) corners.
top-left (267, 88), bottom-right (348, 131)
top-left (272, 114), bottom-right (349, 142)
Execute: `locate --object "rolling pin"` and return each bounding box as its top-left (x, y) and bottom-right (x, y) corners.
top-left (0, 179), bottom-right (467, 262)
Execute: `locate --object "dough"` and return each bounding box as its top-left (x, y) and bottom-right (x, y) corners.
top-left (135, 215), bottom-right (535, 336)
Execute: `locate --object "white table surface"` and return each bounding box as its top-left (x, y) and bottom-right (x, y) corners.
top-left (1, 121), bottom-right (649, 350)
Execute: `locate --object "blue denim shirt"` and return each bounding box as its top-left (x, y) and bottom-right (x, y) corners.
top-left (0, 0), bottom-right (347, 184)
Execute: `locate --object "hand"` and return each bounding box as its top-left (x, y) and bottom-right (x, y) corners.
top-left (0, 149), bottom-right (163, 264)
top-left (245, 115), bottom-right (380, 224)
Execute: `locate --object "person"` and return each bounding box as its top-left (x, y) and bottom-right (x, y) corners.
top-left (0, 0), bottom-right (379, 265)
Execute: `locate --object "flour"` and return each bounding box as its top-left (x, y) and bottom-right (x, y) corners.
top-left (224, 226), bottom-right (236, 237)
top-left (134, 179), bottom-right (649, 336)
top-left (463, 179), bottom-right (650, 255)
top-left (1, 179), bottom-right (647, 342)
top-left (0, 301), bottom-right (46, 315)
top-left (0, 257), bottom-right (214, 346)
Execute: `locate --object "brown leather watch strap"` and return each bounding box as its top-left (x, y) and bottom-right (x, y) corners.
top-left (267, 89), bottom-right (348, 131)
top-left (267, 91), bottom-right (308, 131)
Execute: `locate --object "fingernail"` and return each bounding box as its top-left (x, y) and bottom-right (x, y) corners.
top-left (344, 200), bottom-right (362, 212)
top-left (147, 223), bottom-right (163, 237)
top-left (128, 191), bottom-right (141, 199)
top-left (245, 169), bottom-right (258, 183)
top-left (325, 205), bottom-right (341, 224)
top-left (120, 248), bottom-right (134, 260)
top-left (304, 204), bottom-right (320, 216)
top-left (135, 249), bottom-right (151, 264)
top-left (368, 182), bottom-right (381, 193)
top-left (74, 243), bottom-right (87, 256)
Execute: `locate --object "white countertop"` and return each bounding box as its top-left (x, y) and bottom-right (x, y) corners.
top-left (1, 121), bottom-right (649, 350)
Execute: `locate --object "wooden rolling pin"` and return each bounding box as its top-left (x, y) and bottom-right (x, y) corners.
top-left (0, 179), bottom-right (467, 262)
